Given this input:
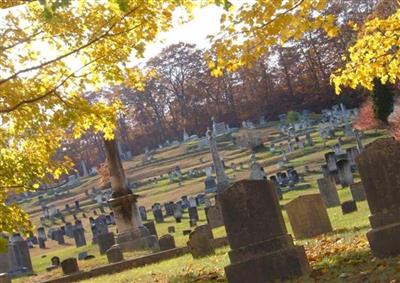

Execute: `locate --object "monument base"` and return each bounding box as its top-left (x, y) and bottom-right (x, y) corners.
top-left (116, 227), bottom-right (159, 252)
top-left (225, 236), bottom-right (309, 283)
top-left (367, 222), bottom-right (400, 258)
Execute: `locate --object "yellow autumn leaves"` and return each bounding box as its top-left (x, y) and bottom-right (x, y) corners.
top-left (331, 9), bottom-right (400, 93)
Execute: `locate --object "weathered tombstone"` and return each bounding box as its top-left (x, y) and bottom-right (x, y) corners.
top-left (324, 152), bottom-right (337, 172)
top-left (336, 159), bottom-right (353, 188)
top-left (37, 227), bottom-right (47, 249)
top-left (187, 225), bottom-right (214, 258)
top-left (356, 139), bottom-right (400, 257)
top-left (189, 218), bottom-right (197, 227)
top-left (92, 215), bottom-right (109, 244)
top-left (285, 194), bottom-right (332, 239)
top-left (159, 234), bottom-right (176, 251)
top-left (188, 206), bottom-right (199, 221)
top-left (341, 200), bottom-right (357, 214)
top-left (98, 232), bottom-right (115, 255)
top-left (65, 222), bottom-right (74, 237)
top-left (152, 204), bottom-right (164, 223)
top-left (317, 177), bottom-right (340, 207)
top-left (173, 202), bottom-right (182, 223)
top-left (219, 180), bottom-right (309, 283)
top-left (72, 227), bottom-right (86, 248)
top-left (61, 258), bottom-right (79, 275)
top-left (167, 226), bottom-right (175, 233)
top-left (54, 229), bottom-right (65, 245)
top-left (249, 162), bottom-right (266, 180)
top-left (106, 245), bottom-right (124, 263)
top-left (9, 234), bottom-right (33, 273)
top-left (143, 221), bottom-right (158, 238)
top-left (205, 206), bottom-right (224, 229)
top-left (350, 182), bottom-right (366, 202)
top-left (139, 206), bottom-right (147, 221)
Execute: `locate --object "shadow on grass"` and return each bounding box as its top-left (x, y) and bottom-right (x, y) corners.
top-left (169, 271), bottom-right (226, 283)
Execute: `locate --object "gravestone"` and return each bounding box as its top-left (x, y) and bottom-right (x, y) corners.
top-left (324, 152), bottom-right (337, 172)
top-left (167, 226), bottom-right (175, 233)
top-left (173, 203), bottom-right (182, 223)
top-left (98, 232), bottom-right (115, 255)
top-left (37, 227), bottom-right (47, 249)
top-left (357, 139), bottom-right (400, 257)
top-left (285, 194), bottom-right (332, 239)
top-left (219, 180), bottom-right (309, 283)
top-left (187, 225), bottom-right (214, 258)
top-left (138, 206), bottom-right (147, 221)
top-left (188, 206), bottom-right (199, 221)
top-left (350, 182), bottom-right (366, 202)
top-left (249, 162), bottom-right (266, 180)
top-left (91, 215), bottom-right (109, 244)
top-left (159, 234), bottom-right (176, 251)
top-left (61, 258), bottom-right (79, 275)
top-left (317, 177), bottom-right (340, 207)
top-left (205, 206), bottom-right (224, 229)
top-left (106, 245), bottom-right (124, 263)
top-left (152, 204), bottom-right (164, 223)
top-left (341, 200), bottom-right (357, 214)
top-left (9, 234), bottom-right (33, 273)
top-left (143, 221), bottom-right (158, 238)
top-left (65, 222), bottom-right (74, 237)
top-left (336, 159), bottom-right (353, 188)
top-left (73, 227), bottom-right (86, 248)
top-left (54, 229), bottom-right (65, 245)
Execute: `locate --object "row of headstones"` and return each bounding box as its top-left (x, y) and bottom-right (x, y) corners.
top-left (142, 194), bottom-right (209, 224)
top-left (270, 131), bottom-right (315, 155)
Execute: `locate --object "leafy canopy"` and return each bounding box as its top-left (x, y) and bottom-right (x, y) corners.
top-left (0, 0), bottom-right (229, 234)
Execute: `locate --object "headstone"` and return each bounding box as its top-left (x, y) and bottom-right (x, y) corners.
top-left (205, 206), bottom-right (224, 229)
top-left (61, 258), bottom-right (79, 275)
top-left (54, 229), bottom-right (65, 245)
top-left (188, 206), bottom-right (199, 221)
top-left (97, 232), bottom-right (115, 255)
top-left (167, 226), bottom-right (175, 233)
top-left (249, 162), bottom-right (266, 180)
top-left (173, 203), bottom-right (182, 223)
top-left (317, 177), bottom-right (340, 207)
top-left (152, 204), bottom-right (164, 223)
top-left (9, 234), bottom-right (33, 273)
top-left (219, 180), bottom-right (309, 283)
top-left (324, 152), bottom-right (337, 172)
top-left (341, 200), bottom-right (357, 214)
top-left (336, 159), bottom-right (353, 188)
top-left (357, 139), bottom-right (400, 257)
top-left (159, 235), bottom-right (176, 251)
top-left (139, 206), bottom-right (147, 221)
top-left (75, 200), bottom-right (80, 210)
top-left (187, 225), bottom-right (214, 258)
top-left (37, 227), bottom-right (46, 249)
top-left (350, 182), bottom-right (366, 202)
top-left (285, 194), bottom-right (332, 239)
top-left (106, 245), bottom-right (124, 263)
top-left (143, 221), bottom-right (158, 238)
top-left (73, 227), bottom-right (86, 248)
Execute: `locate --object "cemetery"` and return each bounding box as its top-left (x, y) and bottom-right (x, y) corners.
top-left (2, 105), bottom-right (400, 283)
top-left (2, 1), bottom-right (400, 283)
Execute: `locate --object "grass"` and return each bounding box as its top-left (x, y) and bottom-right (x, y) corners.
top-left (16, 126), bottom-right (395, 283)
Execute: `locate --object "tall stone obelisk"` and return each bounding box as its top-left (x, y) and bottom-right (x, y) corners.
top-left (103, 138), bottom-right (158, 251)
top-left (207, 129), bottom-right (230, 193)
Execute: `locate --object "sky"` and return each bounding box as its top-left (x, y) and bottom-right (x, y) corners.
top-left (140, 5), bottom-right (224, 62)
